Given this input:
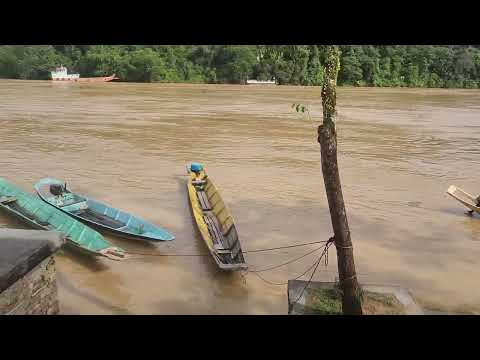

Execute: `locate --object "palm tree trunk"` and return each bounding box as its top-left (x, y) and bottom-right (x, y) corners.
top-left (318, 45), bottom-right (363, 315)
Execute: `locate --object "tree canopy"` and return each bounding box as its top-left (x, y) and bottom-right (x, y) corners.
top-left (1, 45), bottom-right (480, 88)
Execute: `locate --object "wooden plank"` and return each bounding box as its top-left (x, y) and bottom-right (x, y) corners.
top-left (231, 243), bottom-right (241, 259)
top-left (211, 227), bottom-right (224, 246)
top-left (206, 217), bottom-right (223, 244)
top-left (201, 192), bottom-right (211, 210)
top-left (197, 191), bottom-right (211, 211)
top-left (192, 181), bottom-right (207, 187)
top-left (210, 215), bottom-right (222, 232)
top-left (202, 215), bottom-right (216, 241)
top-left (198, 195), bottom-right (208, 210)
top-left (0, 196), bottom-right (17, 204)
top-left (203, 214), bottom-right (225, 248)
top-left (211, 216), bottom-right (235, 250)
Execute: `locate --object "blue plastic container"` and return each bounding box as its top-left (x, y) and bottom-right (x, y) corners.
top-left (190, 163), bottom-right (204, 172)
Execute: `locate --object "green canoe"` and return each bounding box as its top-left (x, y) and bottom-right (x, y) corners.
top-left (0, 178), bottom-right (125, 260)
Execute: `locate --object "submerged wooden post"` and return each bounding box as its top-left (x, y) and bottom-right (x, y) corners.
top-left (318, 46), bottom-right (363, 315)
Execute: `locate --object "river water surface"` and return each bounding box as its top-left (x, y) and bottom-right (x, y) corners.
top-left (1, 80), bottom-right (479, 314)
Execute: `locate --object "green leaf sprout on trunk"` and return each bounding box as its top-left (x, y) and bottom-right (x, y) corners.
top-left (291, 103), bottom-right (313, 121)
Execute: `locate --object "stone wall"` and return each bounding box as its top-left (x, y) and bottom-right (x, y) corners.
top-left (0, 256), bottom-right (60, 315)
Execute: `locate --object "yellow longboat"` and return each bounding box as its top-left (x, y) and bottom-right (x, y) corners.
top-left (187, 163), bottom-right (248, 271)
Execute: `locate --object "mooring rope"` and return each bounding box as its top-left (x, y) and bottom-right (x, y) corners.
top-left (288, 239), bottom-right (335, 309)
top-left (247, 237), bottom-right (335, 288)
top-left (244, 240), bottom-right (329, 254)
top-left (123, 239), bottom-right (330, 258)
top-left (250, 251), bottom-right (325, 286)
top-left (247, 245), bottom-right (325, 273)
top-left (124, 237), bottom-right (339, 293)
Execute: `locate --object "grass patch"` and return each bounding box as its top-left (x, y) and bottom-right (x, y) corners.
top-left (307, 287), bottom-right (343, 315)
top-left (361, 291), bottom-right (405, 315)
top-left (305, 286), bottom-right (406, 315)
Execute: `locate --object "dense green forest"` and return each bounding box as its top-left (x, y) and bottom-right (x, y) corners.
top-left (1, 45), bottom-right (480, 88)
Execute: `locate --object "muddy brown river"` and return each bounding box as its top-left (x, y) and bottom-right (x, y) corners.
top-left (0, 79), bottom-right (479, 314)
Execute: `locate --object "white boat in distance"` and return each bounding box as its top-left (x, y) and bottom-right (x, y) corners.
top-left (50, 66), bottom-right (118, 82)
top-left (246, 77), bottom-right (277, 85)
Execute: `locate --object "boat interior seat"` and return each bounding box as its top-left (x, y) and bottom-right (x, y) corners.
top-left (60, 200), bottom-right (89, 215)
top-left (215, 247), bottom-right (232, 254)
top-left (203, 213), bottom-right (239, 261)
top-left (203, 214), bottom-right (225, 245)
top-left (192, 179), bottom-right (207, 185)
top-left (60, 199), bottom-right (87, 207)
top-left (197, 191), bottom-right (212, 211)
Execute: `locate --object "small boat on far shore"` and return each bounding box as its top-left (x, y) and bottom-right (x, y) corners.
top-left (50, 66), bottom-right (118, 82)
top-left (246, 78), bottom-right (277, 85)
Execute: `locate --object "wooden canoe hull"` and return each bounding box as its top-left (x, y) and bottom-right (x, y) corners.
top-left (447, 185), bottom-right (480, 214)
top-left (34, 178), bottom-right (175, 242)
top-left (186, 166), bottom-right (247, 271)
top-left (0, 178), bottom-right (125, 260)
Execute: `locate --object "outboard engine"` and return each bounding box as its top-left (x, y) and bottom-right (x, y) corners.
top-left (50, 184), bottom-right (64, 196)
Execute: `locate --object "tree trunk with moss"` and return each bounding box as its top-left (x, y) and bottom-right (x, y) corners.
top-left (318, 46), bottom-right (363, 315)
